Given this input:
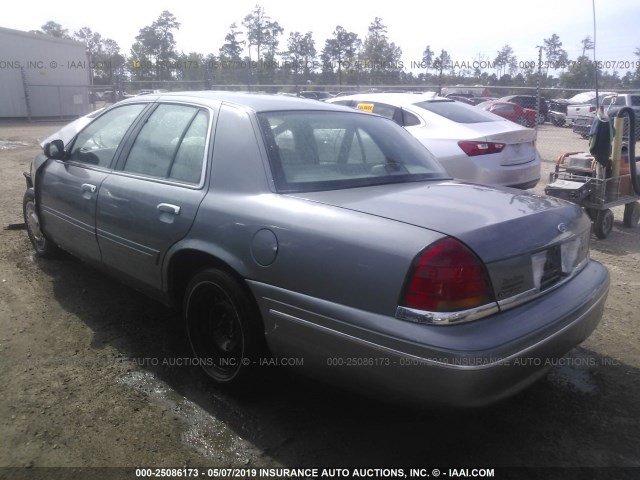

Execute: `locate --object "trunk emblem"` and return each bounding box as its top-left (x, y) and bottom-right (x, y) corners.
top-left (557, 223), bottom-right (568, 233)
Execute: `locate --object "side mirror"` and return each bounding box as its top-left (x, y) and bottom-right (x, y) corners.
top-left (44, 139), bottom-right (65, 160)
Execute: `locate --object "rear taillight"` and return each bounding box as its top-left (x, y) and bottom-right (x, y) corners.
top-left (589, 105), bottom-right (596, 113)
top-left (458, 141), bottom-right (506, 156)
top-left (402, 238), bottom-right (495, 312)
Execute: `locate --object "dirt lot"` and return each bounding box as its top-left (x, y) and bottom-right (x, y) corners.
top-left (0, 120), bottom-right (639, 479)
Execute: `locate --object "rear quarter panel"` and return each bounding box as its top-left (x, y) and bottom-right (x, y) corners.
top-left (167, 103), bottom-right (445, 316)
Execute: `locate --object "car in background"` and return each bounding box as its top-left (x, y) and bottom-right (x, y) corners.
top-left (572, 94), bottom-right (640, 138)
top-left (447, 95), bottom-right (476, 105)
top-left (24, 91), bottom-right (608, 406)
top-left (139, 89), bottom-right (169, 95)
top-left (467, 96), bottom-right (497, 106)
top-left (476, 100), bottom-right (538, 128)
top-left (566, 93), bottom-right (616, 126)
top-left (499, 95), bottom-right (549, 124)
top-left (297, 90), bottom-right (333, 100)
top-left (327, 93), bottom-right (541, 189)
top-left (549, 91), bottom-right (616, 127)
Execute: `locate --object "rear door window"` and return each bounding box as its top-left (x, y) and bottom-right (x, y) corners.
top-left (122, 104), bottom-right (209, 184)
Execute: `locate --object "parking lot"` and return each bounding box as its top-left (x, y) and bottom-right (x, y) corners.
top-left (0, 120), bottom-right (639, 476)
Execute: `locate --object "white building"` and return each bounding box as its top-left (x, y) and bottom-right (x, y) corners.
top-left (0, 26), bottom-right (90, 118)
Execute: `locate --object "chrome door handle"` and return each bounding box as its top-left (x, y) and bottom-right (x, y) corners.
top-left (157, 203), bottom-right (181, 215)
top-left (82, 183), bottom-right (97, 193)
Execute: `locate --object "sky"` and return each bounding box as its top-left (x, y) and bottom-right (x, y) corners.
top-left (3, 0), bottom-right (640, 76)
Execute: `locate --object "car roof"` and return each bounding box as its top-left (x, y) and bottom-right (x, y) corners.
top-left (115, 90), bottom-right (353, 113)
top-left (327, 92), bottom-right (442, 107)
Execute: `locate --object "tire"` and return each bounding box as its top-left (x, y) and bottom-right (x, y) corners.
top-left (623, 202), bottom-right (640, 228)
top-left (593, 209), bottom-right (614, 239)
top-left (23, 190), bottom-right (58, 258)
top-left (184, 268), bottom-right (265, 386)
top-left (537, 113), bottom-right (545, 125)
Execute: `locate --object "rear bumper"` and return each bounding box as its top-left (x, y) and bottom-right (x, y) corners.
top-left (442, 152), bottom-right (541, 190)
top-left (250, 260), bottom-right (609, 407)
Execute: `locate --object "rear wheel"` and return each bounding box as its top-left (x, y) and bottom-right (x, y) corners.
top-left (593, 209), bottom-right (614, 239)
top-left (537, 113), bottom-right (546, 125)
top-left (23, 191), bottom-right (58, 258)
top-left (184, 269), bottom-right (264, 386)
top-left (623, 202), bottom-right (640, 228)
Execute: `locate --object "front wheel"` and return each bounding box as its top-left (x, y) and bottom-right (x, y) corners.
top-left (184, 269), bottom-right (265, 386)
top-left (23, 191), bottom-right (58, 258)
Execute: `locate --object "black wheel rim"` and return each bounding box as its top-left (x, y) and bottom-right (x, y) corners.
top-left (187, 281), bottom-right (244, 382)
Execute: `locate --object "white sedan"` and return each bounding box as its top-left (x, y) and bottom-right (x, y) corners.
top-left (327, 93), bottom-right (541, 189)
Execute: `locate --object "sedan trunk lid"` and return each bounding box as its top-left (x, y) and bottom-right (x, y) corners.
top-left (290, 180), bottom-right (588, 264)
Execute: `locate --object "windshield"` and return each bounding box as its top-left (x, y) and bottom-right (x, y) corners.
top-left (257, 110), bottom-right (447, 193)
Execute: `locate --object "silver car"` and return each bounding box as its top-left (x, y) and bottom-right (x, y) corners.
top-left (327, 92), bottom-right (541, 189)
top-left (24, 92), bottom-right (608, 406)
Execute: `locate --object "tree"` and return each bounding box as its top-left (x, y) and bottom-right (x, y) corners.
top-left (33, 21), bottom-right (70, 39)
top-left (242, 5), bottom-right (283, 83)
top-left (473, 52), bottom-right (488, 79)
top-left (422, 46), bottom-right (434, 77)
top-left (286, 31), bottom-right (316, 82)
top-left (321, 26), bottom-right (360, 85)
top-left (72, 28), bottom-right (123, 84)
top-left (74, 27), bottom-right (103, 56)
top-left (101, 39), bottom-right (125, 85)
top-left (633, 47), bottom-right (640, 86)
top-left (218, 22), bottom-right (246, 85)
top-left (494, 44), bottom-right (516, 78)
top-left (559, 56), bottom-right (599, 89)
top-left (433, 49), bottom-right (451, 93)
top-left (180, 52), bottom-right (205, 83)
top-left (219, 23), bottom-right (245, 61)
top-left (130, 11), bottom-right (181, 81)
top-left (154, 10), bottom-right (181, 77)
top-left (242, 5), bottom-right (282, 63)
top-left (581, 36), bottom-right (595, 58)
top-left (361, 17), bottom-right (402, 83)
top-left (543, 33), bottom-right (568, 76)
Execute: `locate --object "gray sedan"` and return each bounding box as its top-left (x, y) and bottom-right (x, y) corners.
top-left (23, 92), bottom-right (609, 406)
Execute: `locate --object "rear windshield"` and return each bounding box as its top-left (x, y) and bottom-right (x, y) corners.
top-left (413, 100), bottom-right (496, 123)
top-left (257, 110), bottom-right (447, 193)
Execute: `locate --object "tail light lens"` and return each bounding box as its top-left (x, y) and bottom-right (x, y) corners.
top-left (402, 238), bottom-right (495, 312)
top-left (458, 141), bottom-right (506, 156)
top-left (589, 105), bottom-right (596, 113)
